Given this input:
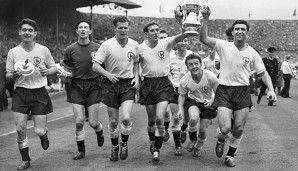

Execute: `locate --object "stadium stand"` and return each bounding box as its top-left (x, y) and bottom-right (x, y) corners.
top-left (0, 13), bottom-right (297, 62)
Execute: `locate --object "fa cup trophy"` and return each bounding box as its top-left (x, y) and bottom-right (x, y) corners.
top-left (175, 4), bottom-right (210, 36)
top-left (56, 60), bottom-right (74, 78)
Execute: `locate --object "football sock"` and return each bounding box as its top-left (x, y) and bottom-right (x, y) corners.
top-left (164, 121), bottom-right (170, 131)
top-left (189, 131), bottom-right (198, 141)
top-left (181, 123), bottom-right (188, 132)
top-left (148, 131), bottom-right (155, 141)
top-left (19, 147), bottom-right (31, 161)
top-left (154, 136), bottom-right (164, 151)
top-left (111, 137), bottom-right (119, 146)
top-left (121, 133), bottom-right (129, 143)
top-left (96, 130), bottom-right (103, 137)
top-left (76, 140), bottom-right (85, 154)
top-left (172, 132), bottom-right (181, 148)
top-left (226, 147), bottom-right (237, 157)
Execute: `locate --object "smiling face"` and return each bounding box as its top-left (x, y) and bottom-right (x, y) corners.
top-left (115, 21), bottom-right (129, 40)
top-left (146, 24), bottom-right (160, 42)
top-left (232, 24), bottom-right (248, 42)
top-left (19, 24), bottom-right (37, 43)
top-left (186, 58), bottom-right (202, 75)
top-left (76, 22), bottom-right (92, 39)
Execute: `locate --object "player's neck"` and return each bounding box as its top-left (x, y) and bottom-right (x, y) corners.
top-left (146, 39), bottom-right (158, 48)
top-left (21, 41), bottom-right (35, 52)
top-left (234, 41), bottom-right (247, 51)
top-left (115, 36), bottom-right (128, 47)
top-left (191, 69), bottom-right (203, 83)
top-left (78, 38), bottom-right (90, 45)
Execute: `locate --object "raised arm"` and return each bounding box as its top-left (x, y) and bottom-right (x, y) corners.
top-left (199, 6), bottom-right (217, 48)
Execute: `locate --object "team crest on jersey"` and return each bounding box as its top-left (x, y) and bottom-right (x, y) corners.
top-left (91, 51), bottom-right (97, 60)
top-left (33, 57), bottom-right (41, 67)
top-left (127, 52), bottom-right (134, 62)
top-left (202, 86), bottom-right (209, 93)
top-left (243, 57), bottom-right (250, 65)
top-left (158, 51), bottom-right (165, 60)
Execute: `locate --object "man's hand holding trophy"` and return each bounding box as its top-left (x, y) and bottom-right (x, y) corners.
top-left (56, 60), bottom-right (74, 81)
top-left (174, 4), bottom-right (210, 36)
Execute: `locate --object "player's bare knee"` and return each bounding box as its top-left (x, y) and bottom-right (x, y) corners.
top-left (89, 120), bottom-right (97, 129)
top-left (76, 122), bottom-right (84, 131)
top-left (109, 120), bottom-right (118, 130)
top-left (232, 127), bottom-right (244, 138)
top-left (122, 119), bottom-right (131, 126)
top-left (148, 119), bottom-right (155, 127)
top-left (34, 127), bottom-right (47, 137)
top-left (220, 127), bottom-right (231, 135)
top-left (189, 119), bottom-right (198, 127)
top-left (155, 118), bottom-right (163, 126)
top-left (16, 124), bottom-right (27, 134)
top-left (198, 130), bottom-right (207, 139)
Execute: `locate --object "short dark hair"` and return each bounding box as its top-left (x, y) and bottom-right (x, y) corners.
top-left (76, 20), bottom-right (91, 29)
top-left (113, 16), bottom-right (129, 27)
top-left (225, 27), bottom-right (233, 37)
top-left (160, 30), bottom-right (167, 34)
top-left (231, 20), bottom-right (250, 32)
top-left (143, 22), bottom-right (159, 33)
top-left (19, 18), bottom-right (38, 31)
top-left (185, 53), bottom-right (202, 66)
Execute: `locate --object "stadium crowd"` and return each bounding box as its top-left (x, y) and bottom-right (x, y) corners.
top-left (1, 13), bottom-right (297, 62)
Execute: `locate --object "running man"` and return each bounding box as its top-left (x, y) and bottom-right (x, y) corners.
top-left (62, 20), bottom-right (104, 160)
top-left (178, 53), bottom-right (218, 157)
top-left (92, 16), bottom-right (139, 161)
top-left (6, 18), bottom-right (58, 170)
top-left (168, 37), bottom-right (200, 155)
top-left (200, 8), bottom-right (276, 167)
top-left (138, 22), bottom-right (188, 164)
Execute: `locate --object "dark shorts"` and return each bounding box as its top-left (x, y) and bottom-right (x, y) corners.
top-left (170, 87), bottom-right (180, 104)
top-left (139, 76), bottom-right (175, 105)
top-left (213, 84), bottom-right (253, 111)
top-left (12, 87), bottom-right (53, 115)
top-left (184, 97), bottom-right (217, 119)
top-left (67, 77), bottom-right (102, 107)
top-left (101, 78), bottom-right (136, 108)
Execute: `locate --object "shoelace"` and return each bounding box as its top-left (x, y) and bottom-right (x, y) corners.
top-left (121, 143), bottom-right (127, 153)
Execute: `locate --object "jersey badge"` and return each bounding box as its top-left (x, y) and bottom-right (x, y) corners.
top-left (127, 52), bottom-right (134, 62)
top-left (202, 86), bottom-right (209, 93)
top-left (243, 57), bottom-right (250, 66)
top-left (33, 57), bottom-right (41, 67)
top-left (158, 51), bottom-right (165, 60)
top-left (91, 51), bottom-right (97, 60)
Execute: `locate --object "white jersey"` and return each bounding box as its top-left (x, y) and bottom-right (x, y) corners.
top-left (214, 39), bottom-right (266, 86)
top-left (93, 37), bottom-right (139, 79)
top-left (179, 70), bottom-right (218, 103)
top-left (139, 36), bottom-right (175, 77)
top-left (202, 54), bottom-right (219, 76)
top-left (6, 43), bottom-right (56, 89)
top-left (281, 60), bottom-right (295, 76)
top-left (169, 50), bottom-right (198, 87)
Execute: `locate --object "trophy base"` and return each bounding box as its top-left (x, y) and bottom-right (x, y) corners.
top-left (184, 31), bottom-right (199, 36)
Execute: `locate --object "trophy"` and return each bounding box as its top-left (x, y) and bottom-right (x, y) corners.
top-left (14, 59), bottom-right (35, 76)
top-left (56, 60), bottom-right (74, 78)
top-left (175, 4), bottom-right (210, 36)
